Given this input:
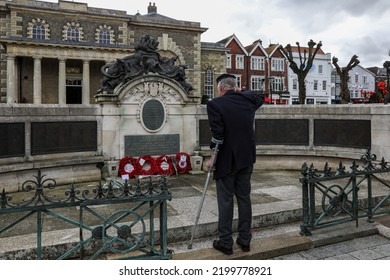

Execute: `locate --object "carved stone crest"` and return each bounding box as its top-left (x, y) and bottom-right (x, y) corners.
top-left (97, 35), bottom-right (194, 94)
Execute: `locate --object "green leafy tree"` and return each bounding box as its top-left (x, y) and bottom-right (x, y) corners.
top-left (279, 40), bottom-right (323, 104)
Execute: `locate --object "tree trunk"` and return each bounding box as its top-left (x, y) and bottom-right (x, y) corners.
top-left (279, 40), bottom-right (322, 105)
top-left (298, 76), bottom-right (306, 104)
top-left (339, 75), bottom-right (350, 104)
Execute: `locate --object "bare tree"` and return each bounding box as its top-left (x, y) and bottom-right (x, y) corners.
top-left (279, 39), bottom-right (323, 104)
top-left (332, 55), bottom-right (360, 103)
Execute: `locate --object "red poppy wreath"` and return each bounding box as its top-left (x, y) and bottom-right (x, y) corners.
top-left (155, 155), bottom-right (175, 176)
top-left (138, 155), bottom-right (157, 176)
top-left (118, 156), bottom-right (141, 178)
top-left (175, 152), bottom-right (192, 174)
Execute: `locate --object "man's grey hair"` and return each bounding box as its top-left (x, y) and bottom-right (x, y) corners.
top-left (218, 77), bottom-right (236, 89)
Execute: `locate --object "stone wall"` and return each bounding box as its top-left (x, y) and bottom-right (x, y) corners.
top-left (0, 104), bottom-right (104, 191)
top-left (197, 104), bottom-right (390, 171)
top-left (2, 102), bottom-right (390, 192)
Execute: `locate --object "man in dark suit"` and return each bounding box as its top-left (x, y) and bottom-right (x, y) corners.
top-left (206, 73), bottom-right (264, 255)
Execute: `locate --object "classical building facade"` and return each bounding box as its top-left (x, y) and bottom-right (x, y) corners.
top-left (0, 0), bottom-right (228, 189)
top-left (0, 0), bottom-right (228, 105)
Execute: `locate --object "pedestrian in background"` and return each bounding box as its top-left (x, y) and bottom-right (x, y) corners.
top-left (206, 73), bottom-right (264, 255)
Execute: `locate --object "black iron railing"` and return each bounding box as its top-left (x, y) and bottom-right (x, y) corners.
top-left (300, 150), bottom-right (390, 236)
top-left (0, 170), bottom-right (172, 260)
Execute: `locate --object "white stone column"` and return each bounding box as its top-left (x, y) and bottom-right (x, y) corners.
top-left (58, 58), bottom-right (66, 105)
top-left (33, 56), bottom-right (42, 104)
top-left (82, 60), bottom-right (90, 104)
top-left (6, 55), bottom-right (17, 103)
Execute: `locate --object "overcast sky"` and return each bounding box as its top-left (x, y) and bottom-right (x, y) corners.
top-left (48, 0), bottom-right (390, 67)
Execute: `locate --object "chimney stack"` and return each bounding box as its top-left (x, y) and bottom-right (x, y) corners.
top-left (148, 2), bottom-right (157, 14)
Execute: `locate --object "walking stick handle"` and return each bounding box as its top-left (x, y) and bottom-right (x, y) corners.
top-left (207, 140), bottom-right (222, 171)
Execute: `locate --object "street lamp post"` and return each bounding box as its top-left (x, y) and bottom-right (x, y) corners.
top-left (383, 61), bottom-right (390, 104)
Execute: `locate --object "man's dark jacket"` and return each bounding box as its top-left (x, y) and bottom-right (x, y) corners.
top-left (207, 90), bottom-right (264, 180)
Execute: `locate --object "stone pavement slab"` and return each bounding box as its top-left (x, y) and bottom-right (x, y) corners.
top-left (0, 170), bottom-right (389, 260)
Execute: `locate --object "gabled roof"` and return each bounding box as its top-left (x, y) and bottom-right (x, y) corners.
top-left (350, 64), bottom-right (376, 77)
top-left (133, 3), bottom-right (207, 32)
top-left (137, 2), bottom-right (176, 21)
top-left (201, 42), bottom-right (230, 52)
top-left (265, 43), bottom-right (289, 60)
top-left (217, 34), bottom-right (248, 56)
top-left (140, 12), bottom-right (177, 21)
top-left (366, 67), bottom-right (380, 75)
top-left (245, 39), bottom-right (268, 57)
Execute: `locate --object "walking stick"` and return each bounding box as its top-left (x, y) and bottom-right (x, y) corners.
top-left (188, 139), bottom-right (222, 250)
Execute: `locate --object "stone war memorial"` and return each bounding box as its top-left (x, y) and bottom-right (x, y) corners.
top-left (96, 34), bottom-right (201, 178)
top-left (1, 0), bottom-right (390, 261)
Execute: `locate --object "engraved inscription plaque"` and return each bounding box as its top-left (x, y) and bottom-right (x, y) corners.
top-left (255, 119), bottom-right (309, 145)
top-left (0, 123), bottom-right (25, 158)
top-left (200, 119), bottom-right (309, 146)
top-left (314, 119), bottom-right (371, 149)
top-left (141, 99), bottom-right (165, 132)
top-left (31, 121), bottom-right (97, 155)
top-left (125, 134), bottom-right (180, 156)
top-left (199, 120), bottom-right (212, 146)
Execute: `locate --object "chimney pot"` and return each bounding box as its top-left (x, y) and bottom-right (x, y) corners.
top-left (148, 2), bottom-right (157, 13)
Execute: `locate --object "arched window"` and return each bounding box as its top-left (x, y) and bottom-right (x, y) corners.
top-left (95, 25), bottom-right (114, 45)
top-left (99, 29), bottom-right (110, 44)
top-left (27, 18), bottom-right (50, 40)
top-left (32, 24), bottom-right (45, 39)
top-left (63, 22), bottom-right (84, 42)
top-left (67, 26), bottom-right (80, 41)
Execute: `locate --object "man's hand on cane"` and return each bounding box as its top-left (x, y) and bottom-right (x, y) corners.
top-left (205, 149), bottom-right (217, 171)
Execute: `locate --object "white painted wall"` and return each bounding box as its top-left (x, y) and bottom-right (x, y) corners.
top-left (287, 52), bottom-right (332, 104)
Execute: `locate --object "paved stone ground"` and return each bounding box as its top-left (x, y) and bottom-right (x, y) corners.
top-left (1, 170), bottom-right (389, 260)
top-left (272, 234), bottom-right (390, 260)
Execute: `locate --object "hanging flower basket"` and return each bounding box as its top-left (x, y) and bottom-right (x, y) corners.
top-left (155, 155), bottom-right (175, 176)
top-left (175, 152), bottom-right (192, 174)
top-left (118, 156), bottom-right (141, 178)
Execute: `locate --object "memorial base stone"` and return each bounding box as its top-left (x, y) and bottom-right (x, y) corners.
top-left (189, 151), bottom-right (204, 174)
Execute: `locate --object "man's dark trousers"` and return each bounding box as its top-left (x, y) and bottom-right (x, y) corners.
top-left (215, 165), bottom-right (253, 246)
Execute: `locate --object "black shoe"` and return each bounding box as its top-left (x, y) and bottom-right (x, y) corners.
top-left (236, 240), bottom-right (250, 252)
top-left (213, 240), bottom-right (233, 255)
